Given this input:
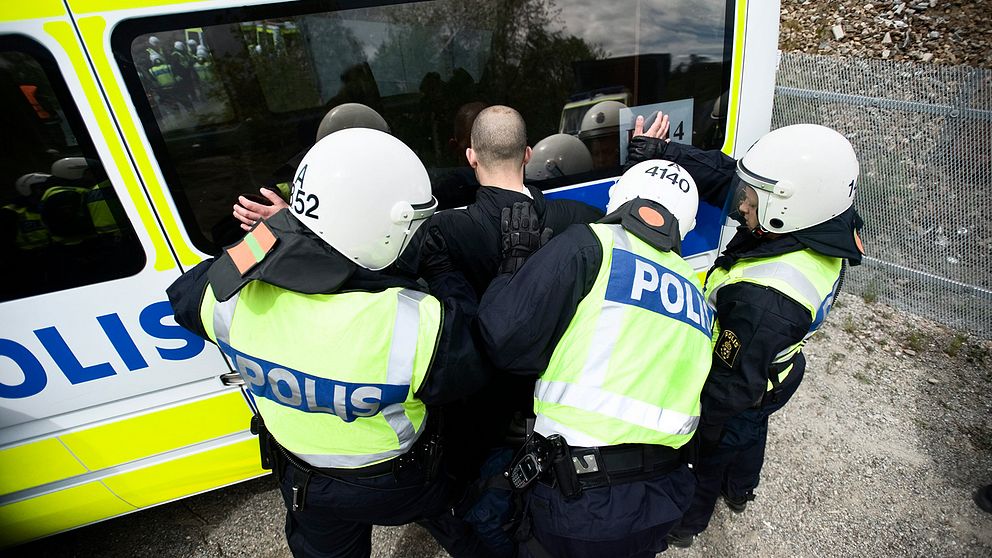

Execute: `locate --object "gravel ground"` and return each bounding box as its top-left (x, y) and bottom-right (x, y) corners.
top-left (779, 0), bottom-right (992, 67)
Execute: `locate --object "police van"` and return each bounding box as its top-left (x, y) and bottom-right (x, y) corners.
top-left (0, 0), bottom-right (780, 546)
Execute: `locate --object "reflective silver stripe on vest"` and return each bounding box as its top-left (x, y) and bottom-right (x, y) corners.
top-left (707, 261), bottom-right (824, 312)
top-left (580, 225), bottom-right (631, 387)
top-left (213, 292), bottom-right (240, 347)
top-left (535, 380), bottom-right (699, 436)
top-left (534, 414), bottom-right (608, 448)
top-left (388, 290), bottom-right (426, 384)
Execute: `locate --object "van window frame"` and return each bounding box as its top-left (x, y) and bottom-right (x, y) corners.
top-left (0, 33), bottom-right (147, 302)
top-left (112, 0), bottom-right (737, 252)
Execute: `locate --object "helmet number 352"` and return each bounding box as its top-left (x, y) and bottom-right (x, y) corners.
top-left (292, 164), bottom-right (320, 218)
top-left (643, 164), bottom-right (692, 193)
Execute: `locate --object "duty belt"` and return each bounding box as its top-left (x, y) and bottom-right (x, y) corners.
top-left (250, 414), bottom-right (442, 511)
top-left (567, 443), bottom-right (682, 489)
top-left (510, 433), bottom-right (682, 500)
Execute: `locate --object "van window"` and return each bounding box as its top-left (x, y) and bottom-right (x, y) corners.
top-left (116, 0), bottom-right (733, 254)
top-left (0, 36), bottom-right (144, 303)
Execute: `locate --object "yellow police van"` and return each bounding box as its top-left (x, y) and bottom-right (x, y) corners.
top-left (0, 0), bottom-right (780, 547)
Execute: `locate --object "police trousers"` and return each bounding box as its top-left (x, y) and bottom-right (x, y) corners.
top-left (277, 458), bottom-right (453, 558)
top-left (674, 365), bottom-right (805, 537)
top-left (519, 465), bottom-right (696, 558)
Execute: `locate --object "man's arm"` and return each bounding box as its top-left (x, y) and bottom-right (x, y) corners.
top-left (697, 282), bottom-right (812, 446)
top-left (625, 112), bottom-right (738, 207)
top-left (478, 224), bottom-right (602, 375)
top-left (165, 259), bottom-right (214, 340)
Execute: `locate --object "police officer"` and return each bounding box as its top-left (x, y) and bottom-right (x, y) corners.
top-left (578, 99), bottom-right (626, 170)
top-left (632, 124), bottom-right (865, 547)
top-left (3, 173), bottom-right (51, 251)
top-left (167, 129), bottom-right (489, 558)
top-left (525, 133), bottom-right (593, 182)
top-left (477, 159), bottom-right (714, 558)
top-left (231, 103), bottom-right (391, 232)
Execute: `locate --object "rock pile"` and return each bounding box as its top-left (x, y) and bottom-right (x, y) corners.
top-left (780, 0), bottom-right (992, 67)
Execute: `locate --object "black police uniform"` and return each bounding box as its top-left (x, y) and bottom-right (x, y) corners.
top-left (477, 202), bottom-right (703, 558)
top-left (629, 139), bottom-right (866, 541)
top-left (167, 210), bottom-right (490, 558)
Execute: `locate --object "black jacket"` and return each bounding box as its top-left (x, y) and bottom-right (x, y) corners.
top-left (402, 184), bottom-right (602, 299)
top-left (167, 211), bottom-right (487, 406)
top-left (637, 139), bottom-right (863, 447)
top-left (478, 222), bottom-right (604, 375)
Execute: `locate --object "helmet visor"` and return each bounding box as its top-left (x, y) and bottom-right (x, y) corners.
top-left (736, 158), bottom-right (778, 194)
top-left (409, 196), bottom-right (439, 221)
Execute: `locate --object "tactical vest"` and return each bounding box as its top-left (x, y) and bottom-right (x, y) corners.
top-left (85, 180), bottom-right (122, 236)
top-left (193, 60), bottom-right (215, 82)
top-left (201, 280), bottom-right (442, 469)
top-left (2, 204), bottom-right (49, 250)
top-left (39, 185), bottom-right (94, 245)
top-left (534, 223), bottom-right (714, 449)
top-left (705, 249), bottom-right (841, 390)
top-left (149, 64), bottom-right (176, 88)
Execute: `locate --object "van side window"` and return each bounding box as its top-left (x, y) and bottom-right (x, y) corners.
top-left (116, 0), bottom-right (732, 255)
top-left (0, 37), bottom-right (145, 303)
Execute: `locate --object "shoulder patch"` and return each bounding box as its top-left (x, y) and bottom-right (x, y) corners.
top-left (226, 221), bottom-right (278, 276)
top-left (715, 329), bottom-right (742, 368)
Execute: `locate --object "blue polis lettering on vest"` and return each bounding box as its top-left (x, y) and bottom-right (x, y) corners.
top-left (810, 276), bottom-right (839, 334)
top-left (605, 249), bottom-right (713, 336)
top-left (219, 341), bottom-right (409, 423)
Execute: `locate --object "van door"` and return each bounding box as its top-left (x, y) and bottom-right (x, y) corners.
top-left (0, 7), bottom-right (260, 547)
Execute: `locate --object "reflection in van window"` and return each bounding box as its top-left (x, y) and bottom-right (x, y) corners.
top-left (120, 0), bottom-right (731, 254)
top-left (0, 39), bottom-right (144, 303)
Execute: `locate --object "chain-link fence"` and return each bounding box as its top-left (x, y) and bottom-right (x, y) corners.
top-left (772, 52), bottom-right (992, 337)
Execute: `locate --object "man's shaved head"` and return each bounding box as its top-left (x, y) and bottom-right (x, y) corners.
top-left (470, 105), bottom-right (527, 169)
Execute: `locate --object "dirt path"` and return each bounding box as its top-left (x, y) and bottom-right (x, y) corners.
top-left (674, 292), bottom-right (992, 557)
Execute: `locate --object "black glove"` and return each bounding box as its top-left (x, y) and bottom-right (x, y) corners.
top-left (419, 225), bottom-right (456, 281)
top-left (499, 201), bottom-right (552, 275)
top-left (624, 135), bottom-right (670, 172)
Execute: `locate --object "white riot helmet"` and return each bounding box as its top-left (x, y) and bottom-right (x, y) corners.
top-left (15, 173), bottom-right (50, 197)
top-left (186, 39), bottom-right (198, 50)
top-left (577, 100), bottom-right (626, 141)
top-left (149, 36), bottom-right (161, 48)
top-left (196, 46), bottom-right (209, 58)
top-left (525, 133), bottom-right (593, 180)
top-left (174, 41), bottom-right (186, 52)
top-left (315, 103), bottom-right (390, 142)
top-left (290, 129), bottom-right (437, 270)
top-left (737, 124), bottom-right (859, 233)
top-left (51, 157), bottom-right (99, 181)
top-left (607, 159), bottom-right (699, 239)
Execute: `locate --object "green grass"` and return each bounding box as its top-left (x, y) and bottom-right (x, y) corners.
top-left (862, 280), bottom-right (880, 304)
top-left (945, 333), bottom-right (967, 357)
top-left (853, 370), bottom-right (873, 384)
top-left (906, 330), bottom-right (926, 352)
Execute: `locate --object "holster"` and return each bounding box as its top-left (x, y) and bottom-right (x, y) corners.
top-left (250, 413), bottom-right (274, 471)
top-left (549, 436), bottom-right (582, 500)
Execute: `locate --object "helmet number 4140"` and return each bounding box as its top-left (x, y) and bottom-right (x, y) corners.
top-left (643, 164), bottom-right (692, 193)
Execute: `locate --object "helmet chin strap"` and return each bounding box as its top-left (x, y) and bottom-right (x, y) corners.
top-left (749, 225), bottom-right (770, 238)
